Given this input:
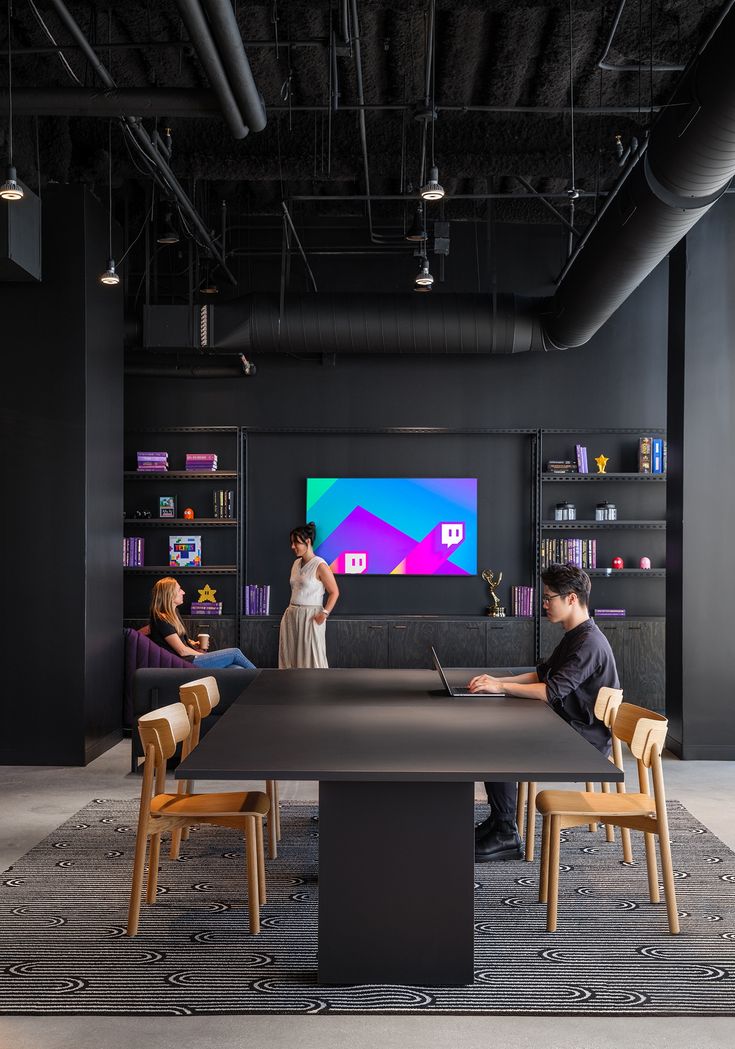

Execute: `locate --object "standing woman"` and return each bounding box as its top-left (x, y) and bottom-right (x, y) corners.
top-left (279, 522), bottom-right (339, 668)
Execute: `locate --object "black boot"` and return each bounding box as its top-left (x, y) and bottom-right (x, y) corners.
top-left (474, 819), bottom-right (523, 862)
top-left (474, 813), bottom-right (496, 841)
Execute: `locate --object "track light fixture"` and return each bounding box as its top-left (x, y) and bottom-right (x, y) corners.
top-left (420, 166), bottom-right (444, 202)
top-left (2, 2), bottom-right (23, 202)
top-left (405, 205), bottom-right (427, 242)
top-left (415, 257), bottom-right (434, 288)
top-left (99, 258), bottom-right (120, 285)
top-left (200, 270), bottom-right (219, 295)
top-left (157, 211), bottom-right (180, 245)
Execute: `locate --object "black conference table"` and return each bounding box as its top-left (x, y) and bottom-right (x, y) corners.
top-left (176, 667), bottom-right (622, 986)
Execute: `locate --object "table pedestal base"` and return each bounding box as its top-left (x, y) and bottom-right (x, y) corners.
top-left (318, 780), bottom-right (475, 985)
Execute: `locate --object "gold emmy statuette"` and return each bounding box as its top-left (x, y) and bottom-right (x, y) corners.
top-left (594, 453), bottom-right (609, 474)
top-left (481, 569), bottom-right (506, 618)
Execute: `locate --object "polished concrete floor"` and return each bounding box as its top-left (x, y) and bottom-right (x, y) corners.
top-left (1, 741), bottom-right (733, 1048)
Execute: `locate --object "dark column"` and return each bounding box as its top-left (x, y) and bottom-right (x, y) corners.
top-left (0, 186), bottom-right (123, 763)
top-left (666, 199), bottom-right (735, 759)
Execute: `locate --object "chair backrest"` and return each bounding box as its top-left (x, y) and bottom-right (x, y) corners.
top-left (594, 686), bottom-right (624, 727)
top-left (612, 702), bottom-right (668, 766)
top-left (179, 676), bottom-right (220, 721)
top-left (138, 701), bottom-right (192, 764)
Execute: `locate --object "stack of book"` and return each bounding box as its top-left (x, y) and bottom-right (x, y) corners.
top-left (594, 608), bottom-right (626, 617)
top-left (638, 436), bottom-right (666, 474)
top-left (185, 452), bottom-right (218, 472)
top-left (546, 460), bottom-right (577, 474)
top-left (244, 584), bottom-right (270, 615)
top-left (541, 537), bottom-right (597, 569)
top-left (137, 451), bottom-right (168, 472)
top-left (213, 489), bottom-right (235, 518)
top-left (510, 585), bottom-right (534, 616)
top-left (575, 444), bottom-right (589, 472)
top-left (190, 601), bottom-right (223, 615)
top-left (123, 536), bottom-right (145, 566)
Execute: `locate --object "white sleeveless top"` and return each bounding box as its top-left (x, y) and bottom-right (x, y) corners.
top-left (289, 555), bottom-right (326, 606)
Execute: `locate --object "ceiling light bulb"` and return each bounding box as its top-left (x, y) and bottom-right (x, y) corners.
top-left (99, 258), bottom-right (120, 286)
top-left (420, 166), bottom-right (444, 202)
top-left (405, 206), bottom-right (427, 242)
top-left (0, 165), bottom-right (23, 201)
top-left (415, 258), bottom-right (434, 287)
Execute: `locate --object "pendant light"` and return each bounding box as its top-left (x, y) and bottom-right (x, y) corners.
top-left (1, 1), bottom-right (23, 201)
top-left (405, 204), bottom-right (427, 242)
top-left (418, 0), bottom-right (444, 203)
top-left (415, 256), bottom-right (434, 288)
top-left (156, 210), bottom-right (180, 245)
top-left (420, 166), bottom-right (444, 202)
top-left (99, 121), bottom-right (119, 286)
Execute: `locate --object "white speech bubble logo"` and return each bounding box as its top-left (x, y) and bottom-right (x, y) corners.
top-left (345, 552), bottom-right (367, 574)
top-left (441, 522), bottom-right (464, 547)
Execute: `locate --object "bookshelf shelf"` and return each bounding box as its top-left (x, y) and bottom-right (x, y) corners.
top-left (541, 520), bottom-right (666, 530)
top-left (541, 473), bottom-right (666, 482)
top-left (124, 471), bottom-right (238, 480)
top-left (124, 565), bottom-right (237, 575)
top-left (124, 518), bottom-right (238, 527)
top-left (587, 568), bottom-right (666, 577)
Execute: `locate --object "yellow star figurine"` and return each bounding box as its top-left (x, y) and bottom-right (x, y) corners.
top-left (197, 583), bottom-right (218, 603)
top-left (594, 453), bottom-right (609, 474)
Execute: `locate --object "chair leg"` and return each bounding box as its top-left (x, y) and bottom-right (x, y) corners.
top-left (546, 815), bottom-right (562, 932)
top-left (644, 831), bottom-right (660, 904)
top-left (255, 817), bottom-right (267, 906)
top-left (273, 781), bottom-right (281, 841)
top-left (621, 826), bottom-right (634, 864)
top-left (585, 782), bottom-right (598, 833)
top-left (538, 815), bottom-right (551, 903)
top-left (516, 781), bottom-right (528, 837)
top-left (657, 832), bottom-right (680, 934)
top-left (525, 782), bottom-right (538, 861)
top-left (146, 833), bottom-right (162, 905)
top-left (170, 822), bottom-right (183, 860)
top-left (600, 782), bottom-right (616, 842)
top-left (244, 820), bottom-right (261, 935)
top-left (127, 831), bottom-right (149, 936)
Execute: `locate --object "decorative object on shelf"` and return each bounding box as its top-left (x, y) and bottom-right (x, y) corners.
top-left (554, 502), bottom-right (576, 521)
top-left (594, 453), bottom-right (609, 474)
top-left (197, 583), bottom-right (218, 603)
top-left (159, 495), bottom-right (177, 519)
top-left (169, 535), bottom-right (202, 568)
top-left (481, 569), bottom-right (506, 618)
top-left (595, 501), bottom-right (617, 521)
top-left (639, 556), bottom-right (652, 570)
top-left (134, 509), bottom-right (152, 519)
top-left (183, 507), bottom-right (195, 520)
top-left (612, 556), bottom-right (625, 570)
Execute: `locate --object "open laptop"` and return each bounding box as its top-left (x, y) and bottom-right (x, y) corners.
top-left (430, 646), bottom-right (505, 697)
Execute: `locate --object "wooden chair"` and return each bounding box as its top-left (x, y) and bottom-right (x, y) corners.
top-left (127, 701), bottom-right (270, 937)
top-left (536, 703), bottom-right (678, 934)
top-left (171, 676), bottom-right (281, 861)
top-left (516, 686), bottom-right (632, 863)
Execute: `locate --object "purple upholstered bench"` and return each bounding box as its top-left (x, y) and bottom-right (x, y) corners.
top-left (123, 627), bottom-right (190, 728)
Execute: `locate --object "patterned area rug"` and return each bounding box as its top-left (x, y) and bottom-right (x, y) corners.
top-left (0, 800), bottom-right (733, 1015)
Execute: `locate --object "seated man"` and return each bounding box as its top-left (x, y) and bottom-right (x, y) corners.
top-left (468, 562), bottom-right (620, 862)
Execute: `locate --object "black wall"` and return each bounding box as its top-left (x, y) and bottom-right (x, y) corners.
top-left (0, 186), bottom-right (123, 764)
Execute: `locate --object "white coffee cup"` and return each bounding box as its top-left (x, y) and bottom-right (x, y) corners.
top-left (197, 633), bottom-right (210, 651)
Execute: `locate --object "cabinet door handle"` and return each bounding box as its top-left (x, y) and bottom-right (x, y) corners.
top-left (368, 625), bottom-right (384, 631)
top-left (393, 625), bottom-right (407, 630)
top-left (629, 625), bottom-right (642, 630)
top-left (465, 624), bottom-right (480, 631)
top-left (489, 624), bottom-right (505, 630)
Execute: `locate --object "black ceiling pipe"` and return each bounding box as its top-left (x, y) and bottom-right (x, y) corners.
top-left (544, 0), bottom-right (735, 350)
top-left (202, 0), bottom-right (267, 133)
top-left (205, 294), bottom-right (545, 356)
top-left (125, 352), bottom-right (247, 378)
top-left (175, 0), bottom-right (249, 139)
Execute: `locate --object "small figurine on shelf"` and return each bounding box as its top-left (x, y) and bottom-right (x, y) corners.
top-left (612, 556), bottom-right (625, 570)
top-left (481, 569), bottom-right (506, 618)
top-left (639, 556), bottom-right (651, 570)
top-left (183, 507), bottom-right (195, 520)
top-left (594, 453), bottom-right (610, 474)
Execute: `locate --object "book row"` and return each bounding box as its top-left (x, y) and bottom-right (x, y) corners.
top-left (510, 585), bottom-right (534, 617)
top-left (190, 601), bottom-right (223, 615)
top-left (540, 538), bottom-right (598, 569)
top-left (244, 584), bottom-right (271, 616)
top-left (213, 489), bottom-right (235, 518)
top-left (135, 451), bottom-right (223, 472)
top-left (123, 536), bottom-right (145, 566)
top-left (638, 437), bottom-right (667, 474)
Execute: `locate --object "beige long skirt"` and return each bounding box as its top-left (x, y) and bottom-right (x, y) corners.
top-left (278, 604), bottom-right (328, 669)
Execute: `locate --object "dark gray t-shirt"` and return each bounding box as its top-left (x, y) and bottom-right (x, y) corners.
top-left (537, 618), bottom-right (620, 756)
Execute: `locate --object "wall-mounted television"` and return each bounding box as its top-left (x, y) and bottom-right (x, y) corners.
top-left (306, 477), bottom-right (477, 576)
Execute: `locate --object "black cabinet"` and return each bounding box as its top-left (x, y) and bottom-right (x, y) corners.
top-left (327, 620), bottom-right (389, 668)
top-left (182, 616), bottom-right (238, 651)
top-left (240, 618), bottom-right (280, 667)
top-left (487, 618), bottom-right (535, 665)
top-left (388, 620), bottom-right (487, 669)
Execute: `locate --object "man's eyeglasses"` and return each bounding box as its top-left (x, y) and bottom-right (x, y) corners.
top-left (541, 592), bottom-right (562, 604)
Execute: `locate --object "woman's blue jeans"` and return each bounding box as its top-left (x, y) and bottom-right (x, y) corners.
top-left (193, 647), bottom-right (256, 669)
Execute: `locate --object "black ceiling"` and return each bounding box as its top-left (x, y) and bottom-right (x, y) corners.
top-left (0, 0), bottom-right (728, 292)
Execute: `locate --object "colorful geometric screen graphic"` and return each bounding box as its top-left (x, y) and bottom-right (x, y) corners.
top-left (306, 478), bottom-right (477, 576)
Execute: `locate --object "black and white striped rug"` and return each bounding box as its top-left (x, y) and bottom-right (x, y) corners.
top-left (1, 800), bottom-right (733, 1015)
